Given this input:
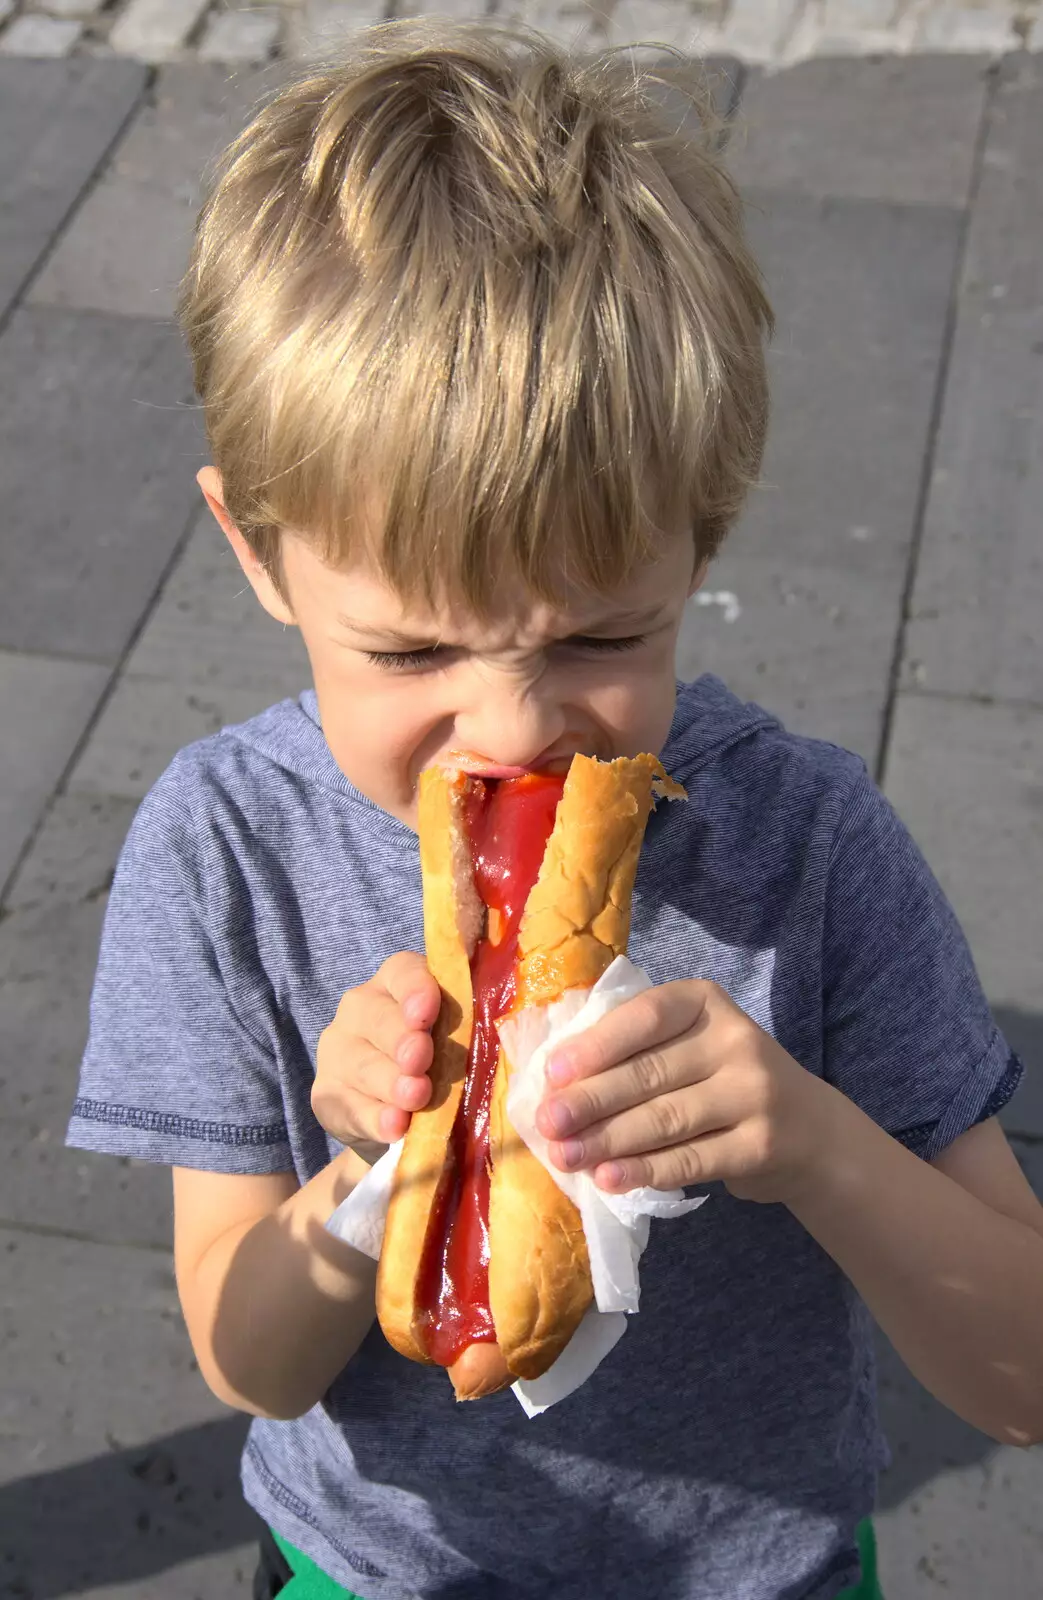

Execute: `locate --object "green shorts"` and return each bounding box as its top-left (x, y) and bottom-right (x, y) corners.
top-left (269, 1528), bottom-right (362, 1598)
top-left (269, 1517), bottom-right (883, 1599)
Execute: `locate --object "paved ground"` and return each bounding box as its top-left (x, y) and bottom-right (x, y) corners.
top-left (0, 0), bottom-right (1040, 67)
top-left (0, 30), bottom-right (1041, 1600)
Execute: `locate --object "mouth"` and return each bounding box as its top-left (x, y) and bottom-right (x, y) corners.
top-left (442, 749), bottom-right (580, 779)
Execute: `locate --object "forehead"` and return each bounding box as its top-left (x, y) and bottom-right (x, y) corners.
top-left (283, 529), bottom-right (695, 639)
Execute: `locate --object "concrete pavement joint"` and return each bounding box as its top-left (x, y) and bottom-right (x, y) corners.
top-left (883, 684), bottom-right (1043, 715)
top-left (0, 64), bottom-right (152, 344)
top-left (0, 483), bottom-right (198, 908)
top-left (875, 61), bottom-right (997, 788)
top-left (0, 1216), bottom-right (174, 1252)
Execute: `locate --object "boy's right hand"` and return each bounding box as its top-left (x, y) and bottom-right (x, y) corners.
top-left (313, 953), bottom-right (440, 1148)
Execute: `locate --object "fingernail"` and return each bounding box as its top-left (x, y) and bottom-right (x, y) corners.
top-left (403, 994), bottom-right (428, 1027)
top-left (559, 1138), bottom-right (585, 1169)
top-left (597, 1162), bottom-right (625, 1189)
top-left (546, 1052), bottom-right (573, 1086)
top-left (541, 1098), bottom-right (573, 1136)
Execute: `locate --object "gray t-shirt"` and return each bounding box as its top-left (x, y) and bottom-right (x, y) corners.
top-left (67, 675), bottom-right (1020, 1600)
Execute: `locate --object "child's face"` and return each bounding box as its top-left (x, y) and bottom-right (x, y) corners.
top-left (203, 471), bottom-right (701, 829)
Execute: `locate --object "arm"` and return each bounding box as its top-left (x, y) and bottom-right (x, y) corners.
top-left (174, 1153), bottom-right (379, 1420)
top-left (174, 951), bottom-right (442, 1421)
top-left (787, 1105), bottom-right (1043, 1447)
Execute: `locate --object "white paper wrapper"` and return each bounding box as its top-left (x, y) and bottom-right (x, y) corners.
top-left (327, 1137), bottom-right (404, 1261)
top-left (498, 957), bottom-right (707, 1318)
top-left (326, 956), bottom-right (706, 1414)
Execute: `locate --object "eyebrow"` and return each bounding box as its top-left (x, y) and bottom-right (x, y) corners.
top-left (335, 618), bottom-right (443, 647)
top-left (335, 604), bottom-right (669, 647)
top-left (579, 604), bottom-right (670, 632)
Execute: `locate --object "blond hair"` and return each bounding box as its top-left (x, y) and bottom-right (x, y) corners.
top-left (179, 19), bottom-right (772, 612)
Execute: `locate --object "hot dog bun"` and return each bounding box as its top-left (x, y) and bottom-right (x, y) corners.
top-left (374, 767), bottom-right (477, 1372)
top-left (375, 753), bottom-right (683, 1399)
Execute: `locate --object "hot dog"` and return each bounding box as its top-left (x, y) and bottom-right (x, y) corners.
top-left (375, 752), bottom-right (684, 1400)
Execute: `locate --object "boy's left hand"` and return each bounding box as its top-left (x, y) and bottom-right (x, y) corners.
top-left (535, 980), bottom-right (838, 1205)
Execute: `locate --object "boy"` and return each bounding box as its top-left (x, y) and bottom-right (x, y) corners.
top-left (67, 20), bottom-right (1043, 1600)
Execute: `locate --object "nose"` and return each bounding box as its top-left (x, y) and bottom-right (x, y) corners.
top-left (455, 664), bottom-right (568, 771)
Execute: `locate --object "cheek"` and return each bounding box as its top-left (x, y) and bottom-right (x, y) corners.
top-left (576, 647), bottom-right (678, 747)
top-left (302, 641), bottom-right (443, 773)
top-left (336, 674), bottom-right (441, 749)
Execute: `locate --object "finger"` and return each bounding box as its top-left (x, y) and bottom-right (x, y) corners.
top-left (537, 1038), bottom-right (713, 1143)
top-left (545, 981), bottom-right (713, 1087)
top-left (351, 1041), bottom-right (434, 1114)
top-left (361, 989), bottom-right (435, 1078)
top-left (312, 1079), bottom-right (405, 1146)
top-left (377, 1103), bottom-right (413, 1143)
top-left (545, 1083), bottom-right (733, 1174)
top-left (377, 952), bottom-right (441, 1029)
top-left (591, 1126), bottom-right (739, 1193)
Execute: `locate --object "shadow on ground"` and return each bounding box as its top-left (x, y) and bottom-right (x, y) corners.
top-left (0, 1373), bottom-right (1011, 1592)
top-left (878, 1019), bottom-right (1043, 1515)
top-left (875, 1336), bottom-right (998, 1512)
top-left (0, 1416), bottom-right (259, 1597)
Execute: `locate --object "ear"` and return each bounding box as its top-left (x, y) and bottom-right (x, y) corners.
top-left (688, 557), bottom-right (710, 599)
top-left (197, 466), bottom-right (295, 627)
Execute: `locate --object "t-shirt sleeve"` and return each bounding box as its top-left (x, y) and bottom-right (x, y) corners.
top-left (66, 770), bottom-right (293, 1174)
top-left (820, 766), bottom-right (1022, 1162)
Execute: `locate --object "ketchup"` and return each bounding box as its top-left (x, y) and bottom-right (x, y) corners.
top-left (415, 773), bottom-right (566, 1366)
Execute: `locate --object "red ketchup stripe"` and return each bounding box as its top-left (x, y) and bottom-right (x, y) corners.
top-left (414, 773), bottom-right (566, 1367)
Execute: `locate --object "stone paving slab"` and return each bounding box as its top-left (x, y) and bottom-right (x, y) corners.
top-left (25, 46), bottom-right (734, 328)
top-left (961, 52), bottom-right (1043, 316)
top-left (110, 0), bottom-right (213, 62)
top-left (875, 1138), bottom-right (1043, 1594)
top-left (903, 54), bottom-right (1043, 706)
top-left (67, 509), bottom-right (311, 801)
top-left (0, 1225), bottom-right (257, 1597)
top-left (126, 509), bottom-right (312, 699)
top-left (0, 11), bottom-right (84, 53)
top-left (0, 649), bottom-right (110, 892)
top-left (69, 676), bottom-right (298, 802)
top-left (876, 1328), bottom-right (1043, 1598)
top-left (37, 1545), bottom-right (256, 1600)
top-left (4, 789), bottom-right (138, 918)
top-left (729, 53), bottom-right (989, 206)
top-left (680, 550), bottom-right (902, 764)
top-left (291, 0), bottom-right (390, 56)
top-left (0, 791), bottom-right (174, 1248)
top-left (0, 1227), bottom-right (211, 1466)
top-left (0, 0), bottom-right (1038, 64)
top-left (30, 62), bottom-right (288, 321)
top-left (0, 308), bottom-right (203, 663)
top-left (0, 881), bottom-right (135, 1199)
top-left (0, 56), bottom-right (146, 323)
top-left (199, 6), bottom-right (283, 64)
top-left (883, 692), bottom-right (1043, 1132)
top-left (679, 188), bottom-right (962, 766)
top-left (1, 1136), bottom-right (175, 1254)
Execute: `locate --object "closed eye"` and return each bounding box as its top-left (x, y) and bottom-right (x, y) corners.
top-left (561, 634), bottom-right (649, 655)
top-left (363, 633), bottom-right (648, 672)
top-left (364, 646), bottom-right (451, 671)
